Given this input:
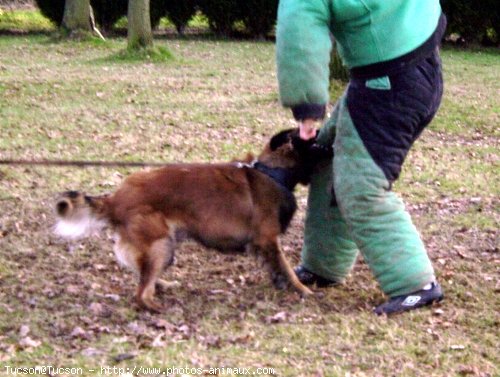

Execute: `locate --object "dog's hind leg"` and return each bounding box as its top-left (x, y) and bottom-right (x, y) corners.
top-left (256, 237), bottom-right (313, 297)
top-left (155, 234), bottom-right (180, 291)
top-left (136, 238), bottom-right (172, 312)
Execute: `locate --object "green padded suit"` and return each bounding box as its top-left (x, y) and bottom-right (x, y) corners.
top-left (276, 0), bottom-right (445, 297)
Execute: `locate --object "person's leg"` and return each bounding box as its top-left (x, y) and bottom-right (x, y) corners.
top-left (333, 51), bottom-right (444, 313)
top-left (300, 160), bottom-right (359, 283)
top-left (298, 102), bottom-right (359, 285)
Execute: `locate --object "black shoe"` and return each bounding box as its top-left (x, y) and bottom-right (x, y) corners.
top-left (294, 265), bottom-right (338, 288)
top-left (374, 282), bottom-right (444, 315)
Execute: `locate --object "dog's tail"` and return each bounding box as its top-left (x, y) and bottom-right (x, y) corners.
top-left (277, 244), bottom-right (314, 296)
top-left (54, 190), bottom-right (110, 239)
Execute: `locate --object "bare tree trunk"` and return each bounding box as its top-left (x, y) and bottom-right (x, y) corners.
top-left (62, 0), bottom-right (105, 40)
top-left (128, 0), bottom-right (153, 50)
top-left (62, 0), bottom-right (91, 32)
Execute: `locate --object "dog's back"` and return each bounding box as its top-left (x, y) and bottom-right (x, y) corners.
top-left (107, 163), bottom-right (295, 250)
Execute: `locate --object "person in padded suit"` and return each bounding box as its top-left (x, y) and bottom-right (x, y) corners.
top-left (276, 0), bottom-right (446, 314)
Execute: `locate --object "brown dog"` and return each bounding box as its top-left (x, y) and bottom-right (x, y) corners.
top-left (54, 129), bottom-right (331, 311)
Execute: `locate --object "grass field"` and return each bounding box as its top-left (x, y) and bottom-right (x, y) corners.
top-left (0, 10), bottom-right (499, 377)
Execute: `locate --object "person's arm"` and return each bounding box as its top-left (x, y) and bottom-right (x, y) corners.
top-left (276, 0), bottom-right (332, 122)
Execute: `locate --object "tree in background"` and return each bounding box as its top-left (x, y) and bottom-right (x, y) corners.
top-left (61, 0), bottom-right (104, 39)
top-left (122, 0), bottom-right (172, 61)
top-left (62, 0), bottom-right (90, 31)
top-left (34, 0), bottom-right (499, 44)
top-left (127, 0), bottom-right (152, 49)
top-left (34, 0), bottom-right (170, 33)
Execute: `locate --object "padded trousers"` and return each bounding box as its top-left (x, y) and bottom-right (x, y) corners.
top-left (301, 50), bottom-right (444, 297)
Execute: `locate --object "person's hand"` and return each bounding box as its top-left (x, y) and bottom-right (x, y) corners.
top-left (298, 119), bottom-right (318, 140)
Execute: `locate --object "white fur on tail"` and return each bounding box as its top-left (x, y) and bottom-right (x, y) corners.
top-left (54, 208), bottom-right (107, 239)
top-left (113, 234), bottom-right (139, 271)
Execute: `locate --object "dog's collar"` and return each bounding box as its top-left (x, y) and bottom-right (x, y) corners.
top-left (233, 160), bottom-right (298, 191)
top-left (254, 162), bottom-right (298, 192)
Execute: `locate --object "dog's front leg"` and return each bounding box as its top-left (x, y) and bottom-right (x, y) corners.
top-left (254, 237), bottom-right (313, 296)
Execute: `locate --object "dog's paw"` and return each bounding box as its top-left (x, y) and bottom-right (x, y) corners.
top-left (156, 279), bottom-right (181, 292)
top-left (137, 297), bottom-right (165, 313)
top-left (146, 301), bottom-right (165, 313)
top-left (272, 272), bottom-right (290, 290)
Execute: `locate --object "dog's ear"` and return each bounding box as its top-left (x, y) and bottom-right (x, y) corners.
top-left (270, 129), bottom-right (295, 151)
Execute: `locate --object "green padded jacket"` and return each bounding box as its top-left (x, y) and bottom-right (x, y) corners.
top-left (276, 0), bottom-right (443, 119)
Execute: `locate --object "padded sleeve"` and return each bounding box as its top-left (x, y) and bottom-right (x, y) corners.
top-left (276, 0), bottom-right (332, 120)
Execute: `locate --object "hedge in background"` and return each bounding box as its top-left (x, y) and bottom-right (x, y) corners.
top-left (90, 0), bottom-right (127, 31)
top-left (35, 0), bottom-right (64, 25)
top-left (198, 0), bottom-right (239, 36)
top-left (441, 0), bottom-right (499, 45)
top-left (37, 0), bottom-right (499, 44)
top-left (150, 0), bottom-right (169, 30)
top-left (239, 0), bottom-right (277, 39)
top-left (165, 0), bottom-right (197, 35)
top-left (35, 0), bottom-right (167, 32)
top-left (329, 40), bottom-right (349, 83)
top-left (36, 0), bottom-right (125, 30)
